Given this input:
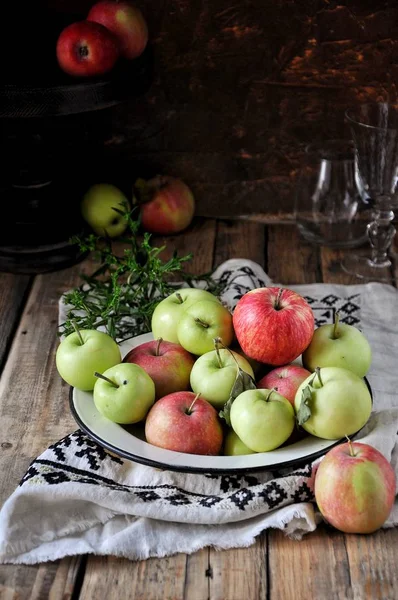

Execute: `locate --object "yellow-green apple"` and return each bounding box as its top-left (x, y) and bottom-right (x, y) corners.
top-left (190, 345), bottom-right (254, 409)
top-left (122, 337), bottom-right (195, 399)
top-left (134, 175), bottom-right (195, 235)
top-left (223, 428), bottom-right (256, 456)
top-left (177, 299), bottom-right (234, 355)
top-left (56, 328), bottom-right (121, 391)
top-left (144, 391), bottom-right (223, 455)
top-left (87, 0), bottom-right (148, 60)
top-left (93, 362), bottom-right (155, 423)
top-left (151, 287), bottom-right (221, 344)
top-left (81, 183), bottom-right (130, 237)
top-left (230, 388), bottom-right (295, 452)
top-left (294, 366), bottom-right (372, 440)
top-left (56, 20), bottom-right (119, 77)
top-left (232, 287), bottom-right (315, 366)
top-left (302, 312), bottom-right (372, 378)
top-left (257, 364), bottom-right (311, 406)
top-left (314, 440), bottom-right (396, 533)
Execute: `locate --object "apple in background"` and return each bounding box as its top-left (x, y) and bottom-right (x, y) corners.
top-left (177, 299), bottom-right (234, 355)
top-left (294, 366), bottom-right (372, 440)
top-left (122, 338), bottom-right (195, 400)
top-left (81, 183), bottom-right (130, 237)
top-left (302, 312), bottom-right (372, 378)
top-left (232, 287), bottom-right (315, 366)
top-left (151, 287), bottom-right (221, 344)
top-left (145, 391), bottom-right (224, 455)
top-left (190, 346), bottom-right (254, 409)
top-left (56, 21), bottom-right (119, 77)
top-left (257, 364), bottom-right (311, 406)
top-left (87, 0), bottom-right (148, 60)
top-left (134, 175), bottom-right (195, 235)
top-left (314, 441), bottom-right (396, 534)
top-left (56, 328), bottom-right (121, 391)
top-left (93, 362), bottom-right (155, 424)
top-left (223, 428), bottom-right (256, 456)
top-left (230, 388), bottom-right (295, 452)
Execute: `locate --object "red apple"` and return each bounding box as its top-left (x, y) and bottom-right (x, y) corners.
top-left (314, 441), bottom-right (396, 534)
top-left (134, 175), bottom-right (195, 235)
top-left (87, 0), bottom-right (148, 60)
top-left (123, 338), bottom-right (195, 400)
top-left (145, 391), bottom-right (223, 455)
top-left (56, 20), bottom-right (119, 77)
top-left (257, 364), bottom-right (312, 406)
top-left (232, 287), bottom-right (315, 366)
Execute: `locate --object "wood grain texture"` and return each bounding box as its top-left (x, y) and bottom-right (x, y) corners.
top-left (267, 225), bottom-right (320, 284)
top-left (0, 273), bottom-right (31, 371)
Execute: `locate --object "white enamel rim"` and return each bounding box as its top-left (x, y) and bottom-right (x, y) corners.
top-left (70, 332), bottom-right (372, 474)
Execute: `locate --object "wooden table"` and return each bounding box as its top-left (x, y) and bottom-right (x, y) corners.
top-left (0, 218), bottom-right (397, 600)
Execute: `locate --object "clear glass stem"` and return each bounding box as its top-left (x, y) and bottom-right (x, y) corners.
top-left (366, 208), bottom-right (396, 268)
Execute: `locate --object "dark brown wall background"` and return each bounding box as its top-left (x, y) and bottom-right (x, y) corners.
top-left (103, 0), bottom-right (398, 218)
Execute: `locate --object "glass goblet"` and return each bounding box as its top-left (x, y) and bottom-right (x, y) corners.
top-left (341, 102), bottom-right (398, 282)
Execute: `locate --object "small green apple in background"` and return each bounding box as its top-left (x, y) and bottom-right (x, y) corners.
top-left (122, 337), bottom-right (195, 400)
top-left (223, 428), bottom-right (256, 456)
top-left (151, 287), bottom-right (221, 344)
top-left (93, 362), bottom-right (155, 424)
top-left (56, 326), bottom-right (121, 391)
top-left (294, 366), bottom-right (372, 440)
top-left (230, 388), bottom-right (295, 452)
top-left (81, 183), bottom-right (130, 238)
top-left (190, 340), bottom-right (254, 409)
top-left (314, 440), bottom-right (396, 534)
top-left (177, 299), bottom-right (234, 355)
top-left (302, 312), bottom-right (372, 378)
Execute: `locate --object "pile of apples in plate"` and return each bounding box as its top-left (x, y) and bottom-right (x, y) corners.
top-left (56, 285), bottom-right (374, 457)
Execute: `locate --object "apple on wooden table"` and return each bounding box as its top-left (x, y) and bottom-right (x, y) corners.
top-left (302, 311), bottom-right (372, 378)
top-left (123, 337), bottom-right (195, 400)
top-left (87, 0), bottom-right (148, 60)
top-left (314, 440), bottom-right (396, 533)
top-left (93, 362), bottom-right (155, 424)
top-left (80, 183), bottom-right (130, 238)
top-left (151, 287), bottom-right (221, 344)
top-left (145, 391), bottom-right (224, 455)
top-left (257, 364), bottom-right (311, 406)
top-left (56, 20), bottom-right (120, 77)
top-left (56, 327), bottom-right (121, 391)
top-left (232, 287), bottom-right (315, 366)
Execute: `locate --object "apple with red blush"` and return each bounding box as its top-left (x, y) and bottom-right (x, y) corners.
top-left (232, 287), bottom-right (315, 366)
top-left (56, 20), bottom-right (119, 77)
top-left (144, 392), bottom-right (223, 455)
top-left (123, 337), bottom-right (195, 400)
top-left (257, 364), bottom-right (311, 406)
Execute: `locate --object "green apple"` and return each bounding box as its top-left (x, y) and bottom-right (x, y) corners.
top-left (93, 362), bottom-right (155, 424)
top-left (151, 287), bottom-right (221, 343)
top-left (81, 183), bottom-right (130, 238)
top-left (223, 428), bottom-right (256, 456)
top-left (230, 388), bottom-right (295, 452)
top-left (56, 328), bottom-right (122, 391)
top-left (190, 346), bottom-right (254, 409)
top-left (177, 299), bottom-right (234, 355)
top-left (302, 312), bottom-right (372, 378)
top-left (294, 366), bottom-right (372, 440)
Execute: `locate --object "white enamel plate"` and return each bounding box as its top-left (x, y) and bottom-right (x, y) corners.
top-left (70, 333), bottom-right (372, 474)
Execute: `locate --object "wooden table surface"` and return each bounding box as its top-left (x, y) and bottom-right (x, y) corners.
top-left (0, 218), bottom-right (397, 600)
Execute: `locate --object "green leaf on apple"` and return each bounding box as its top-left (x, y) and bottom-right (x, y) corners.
top-left (297, 384), bottom-right (313, 427)
top-left (219, 367), bottom-right (257, 426)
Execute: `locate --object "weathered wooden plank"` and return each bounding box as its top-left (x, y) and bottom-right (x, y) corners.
top-left (213, 219), bottom-right (265, 269)
top-left (267, 225), bottom-right (320, 284)
top-left (320, 245), bottom-right (396, 286)
top-left (0, 272), bottom-right (31, 371)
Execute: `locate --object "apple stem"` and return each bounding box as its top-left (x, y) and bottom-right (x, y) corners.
top-left (186, 393), bottom-right (201, 415)
top-left (195, 317), bottom-right (209, 329)
top-left (94, 372), bottom-right (119, 389)
top-left (345, 435), bottom-right (356, 456)
top-left (155, 337), bottom-right (163, 356)
top-left (265, 388), bottom-right (277, 402)
top-left (71, 319), bottom-right (84, 346)
top-left (332, 312), bottom-right (340, 339)
top-left (175, 292), bottom-right (184, 304)
top-left (315, 367), bottom-right (323, 387)
top-left (274, 288), bottom-right (283, 310)
top-left (213, 337), bottom-right (223, 368)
